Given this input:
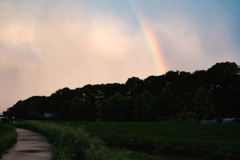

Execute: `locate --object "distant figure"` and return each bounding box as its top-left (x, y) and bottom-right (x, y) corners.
top-left (11, 116), bottom-right (15, 125)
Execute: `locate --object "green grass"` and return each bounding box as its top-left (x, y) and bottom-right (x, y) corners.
top-left (16, 120), bottom-right (132, 160)
top-left (54, 121), bottom-right (240, 160)
top-left (0, 124), bottom-right (17, 158)
top-left (16, 121), bottom-right (240, 160)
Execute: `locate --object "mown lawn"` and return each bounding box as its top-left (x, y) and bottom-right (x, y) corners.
top-left (0, 124), bottom-right (17, 158)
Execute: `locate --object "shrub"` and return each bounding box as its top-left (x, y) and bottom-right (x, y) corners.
top-left (0, 124), bottom-right (17, 158)
top-left (16, 120), bottom-right (130, 160)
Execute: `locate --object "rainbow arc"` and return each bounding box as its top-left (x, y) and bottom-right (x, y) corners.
top-left (128, 1), bottom-right (167, 75)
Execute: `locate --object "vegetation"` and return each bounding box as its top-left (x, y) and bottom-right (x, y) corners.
top-left (0, 124), bottom-right (17, 158)
top-left (2, 61), bottom-right (240, 159)
top-left (16, 120), bottom-right (132, 160)
top-left (4, 62), bottom-right (240, 122)
top-left (81, 122), bottom-right (240, 160)
top-left (16, 120), bottom-right (240, 160)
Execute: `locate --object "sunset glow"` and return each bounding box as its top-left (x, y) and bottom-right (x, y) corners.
top-left (0, 0), bottom-right (239, 112)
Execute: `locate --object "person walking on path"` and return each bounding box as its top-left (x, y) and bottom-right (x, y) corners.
top-left (1, 128), bottom-right (52, 160)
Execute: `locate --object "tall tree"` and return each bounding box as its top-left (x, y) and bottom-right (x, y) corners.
top-left (135, 90), bottom-right (156, 121)
top-left (193, 86), bottom-right (215, 119)
top-left (102, 92), bottom-right (135, 121)
top-left (126, 77), bottom-right (144, 97)
top-left (207, 62), bottom-right (240, 120)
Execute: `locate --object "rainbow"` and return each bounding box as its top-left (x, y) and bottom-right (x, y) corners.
top-left (128, 1), bottom-right (167, 75)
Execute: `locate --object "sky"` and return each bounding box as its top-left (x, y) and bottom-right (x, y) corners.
top-left (0, 0), bottom-right (240, 113)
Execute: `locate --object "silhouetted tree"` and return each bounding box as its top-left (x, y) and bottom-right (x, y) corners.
top-left (134, 90), bottom-right (156, 121)
top-left (126, 77), bottom-right (144, 97)
top-left (193, 86), bottom-right (215, 119)
top-left (4, 61), bottom-right (240, 122)
top-left (102, 92), bottom-right (135, 121)
top-left (207, 62), bottom-right (240, 121)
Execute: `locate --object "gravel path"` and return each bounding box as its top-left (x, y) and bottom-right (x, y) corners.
top-left (1, 128), bottom-right (52, 160)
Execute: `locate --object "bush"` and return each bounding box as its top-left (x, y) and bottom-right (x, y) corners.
top-left (16, 120), bottom-right (131, 160)
top-left (0, 124), bottom-right (17, 158)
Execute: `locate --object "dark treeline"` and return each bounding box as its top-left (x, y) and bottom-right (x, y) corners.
top-left (4, 62), bottom-right (240, 122)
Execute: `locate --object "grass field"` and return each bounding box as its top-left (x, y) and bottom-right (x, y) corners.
top-left (83, 122), bottom-right (240, 158)
top-left (0, 124), bottom-right (17, 158)
top-left (50, 121), bottom-right (240, 160)
top-left (17, 121), bottom-right (240, 160)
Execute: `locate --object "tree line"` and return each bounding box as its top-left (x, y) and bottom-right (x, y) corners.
top-left (3, 62), bottom-right (240, 122)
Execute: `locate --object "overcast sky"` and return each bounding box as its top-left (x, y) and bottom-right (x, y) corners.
top-left (0, 0), bottom-right (240, 113)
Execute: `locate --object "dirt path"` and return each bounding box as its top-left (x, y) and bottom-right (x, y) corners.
top-left (1, 128), bottom-right (52, 160)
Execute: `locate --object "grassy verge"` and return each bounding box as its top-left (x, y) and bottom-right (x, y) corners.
top-left (52, 121), bottom-right (240, 160)
top-left (0, 124), bottom-right (17, 158)
top-left (16, 120), bottom-right (132, 160)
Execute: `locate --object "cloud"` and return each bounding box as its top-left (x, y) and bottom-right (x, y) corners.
top-left (154, 16), bottom-right (237, 72)
top-left (0, 0), bottom-right (156, 112)
top-left (154, 18), bottom-right (205, 71)
top-left (0, 43), bottom-right (45, 71)
top-left (0, 0), bottom-right (238, 112)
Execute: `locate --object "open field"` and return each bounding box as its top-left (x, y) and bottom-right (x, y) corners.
top-left (0, 124), bottom-right (17, 158)
top-left (58, 121), bottom-right (240, 160)
top-left (17, 120), bottom-right (240, 160)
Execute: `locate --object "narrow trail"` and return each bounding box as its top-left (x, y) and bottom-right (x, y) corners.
top-left (1, 128), bottom-right (52, 160)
